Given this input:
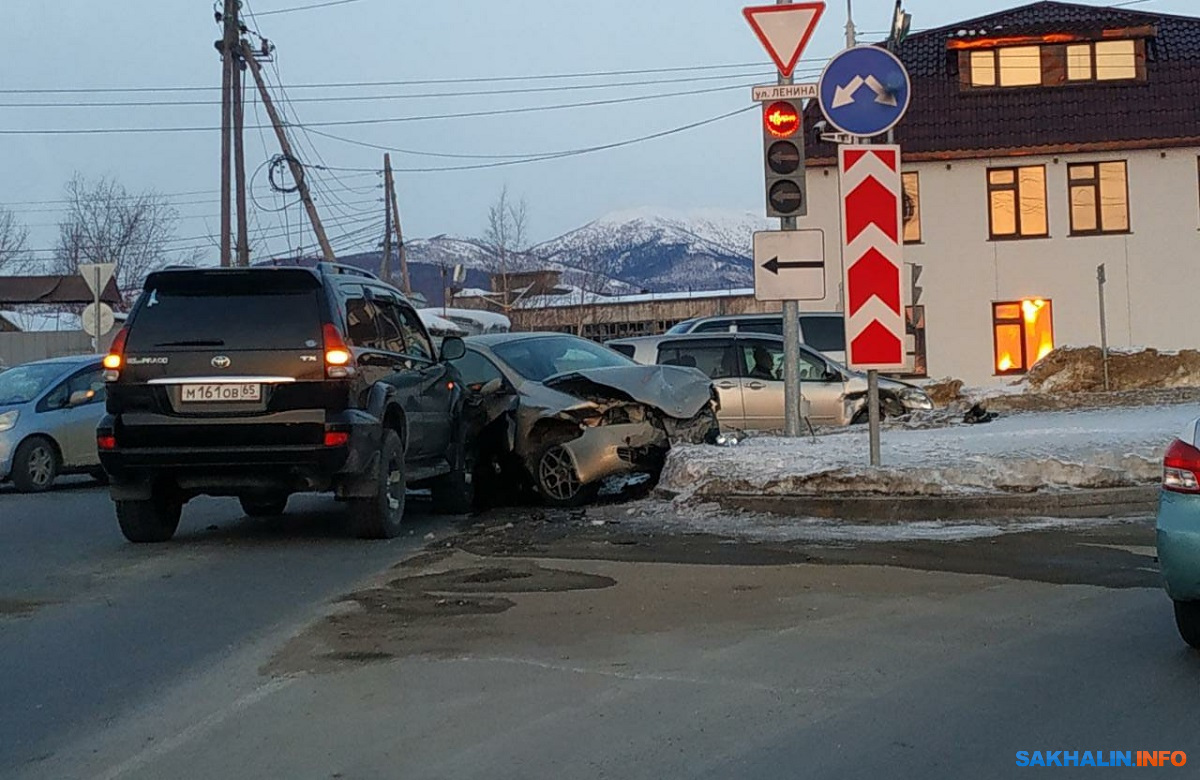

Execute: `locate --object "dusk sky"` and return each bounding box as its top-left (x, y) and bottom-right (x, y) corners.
top-left (0, 0), bottom-right (1190, 265)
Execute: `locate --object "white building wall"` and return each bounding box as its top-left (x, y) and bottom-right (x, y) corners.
top-left (799, 146), bottom-right (1200, 386)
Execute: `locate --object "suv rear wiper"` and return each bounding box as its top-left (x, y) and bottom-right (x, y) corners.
top-left (153, 339), bottom-right (226, 347)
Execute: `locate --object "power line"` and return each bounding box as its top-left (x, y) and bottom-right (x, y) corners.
top-left (0, 61), bottom-right (792, 95)
top-left (0, 71), bottom-right (774, 109)
top-left (253, 0), bottom-right (368, 16)
top-left (0, 82), bottom-right (754, 135)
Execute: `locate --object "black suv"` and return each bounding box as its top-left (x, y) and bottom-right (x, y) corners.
top-left (98, 263), bottom-right (469, 543)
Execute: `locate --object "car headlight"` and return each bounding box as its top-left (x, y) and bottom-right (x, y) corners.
top-left (899, 389), bottom-right (934, 411)
top-left (0, 410), bottom-right (18, 432)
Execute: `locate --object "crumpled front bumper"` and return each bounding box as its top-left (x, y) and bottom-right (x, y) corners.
top-left (560, 423), bottom-right (669, 485)
top-left (1157, 490), bottom-right (1200, 602)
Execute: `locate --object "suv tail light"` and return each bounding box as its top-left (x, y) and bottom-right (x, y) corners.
top-left (103, 327), bottom-right (129, 381)
top-left (322, 323), bottom-right (354, 378)
top-left (1164, 438), bottom-right (1200, 494)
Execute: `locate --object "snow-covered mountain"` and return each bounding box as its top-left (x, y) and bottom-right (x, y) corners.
top-left (337, 209), bottom-right (766, 304)
top-left (533, 209), bottom-right (768, 292)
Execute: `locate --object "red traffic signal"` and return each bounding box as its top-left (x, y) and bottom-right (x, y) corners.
top-left (764, 101), bottom-right (801, 139)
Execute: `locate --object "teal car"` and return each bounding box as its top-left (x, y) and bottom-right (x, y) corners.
top-left (1158, 417), bottom-right (1200, 649)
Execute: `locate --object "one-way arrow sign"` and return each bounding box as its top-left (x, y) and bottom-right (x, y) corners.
top-left (763, 256), bottom-right (825, 275)
top-left (753, 229), bottom-right (826, 302)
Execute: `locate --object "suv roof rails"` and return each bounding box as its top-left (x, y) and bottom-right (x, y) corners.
top-left (315, 261), bottom-right (380, 281)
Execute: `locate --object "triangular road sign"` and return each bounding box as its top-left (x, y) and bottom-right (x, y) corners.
top-left (79, 263), bottom-right (117, 298)
top-left (743, 3), bottom-right (826, 78)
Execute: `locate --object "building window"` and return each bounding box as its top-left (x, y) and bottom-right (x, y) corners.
top-left (970, 46), bottom-right (1042, 87)
top-left (988, 166), bottom-right (1048, 239)
top-left (902, 172), bottom-right (921, 243)
top-left (1069, 161), bottom-right (1129, 234)
top-left (993, 299), bottom-right (1054, 375)
top-left (904, 305), bottom-right (927, 378)
top-left (1066, 40), bottom-right (1138, 82)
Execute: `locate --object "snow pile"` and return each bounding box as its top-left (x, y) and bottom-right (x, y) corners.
top-left (661, 406), bottom-right (1196, 500)
top-left (1022, 346), bottom-right (1200, 393)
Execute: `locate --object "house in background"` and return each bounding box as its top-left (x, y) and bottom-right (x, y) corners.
top-left (800, 0), bottom-right (1200, 386)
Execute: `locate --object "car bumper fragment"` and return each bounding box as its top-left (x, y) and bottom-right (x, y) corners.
top-left (561, 423), bottom-right (668, 485)
top-left (1157, 490), bottom-right (1200, 602)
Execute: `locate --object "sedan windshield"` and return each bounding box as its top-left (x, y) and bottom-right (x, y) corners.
top-left (491, 336), bottom-right (634, 383)
top-left (0, 363), bottom-right (65, 405)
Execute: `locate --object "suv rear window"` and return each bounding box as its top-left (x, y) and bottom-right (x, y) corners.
top-left (126, 272), bottom-right (323, 351)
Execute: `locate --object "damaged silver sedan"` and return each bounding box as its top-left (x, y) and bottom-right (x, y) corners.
top-left (454, 333), bottom-right (719, 507)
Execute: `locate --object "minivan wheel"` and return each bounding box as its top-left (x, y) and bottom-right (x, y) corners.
top-left (239, 496), bottom-right (288, 517)
top-left (351, 430), bottom-right (406, 539)
top-left (116, 492), bottom-right (183, 544)
top-left (1174, 600), bottom-right (1200, 650)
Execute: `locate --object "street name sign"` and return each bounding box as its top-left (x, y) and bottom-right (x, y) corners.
top-left (840, 145), bottom-right (905, 370)
top-left (818, 45), bottom-right (911, 137)
top-left (753, 229), bottom-right (826, 302)
top-left (752, 83), bottom-right (818, 102)
top-left (742, 3), bottom-right (826, 78)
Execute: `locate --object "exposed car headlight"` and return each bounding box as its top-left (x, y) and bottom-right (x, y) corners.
top-left (0, 410), bottom-right (18, 432)
top-left (899, 389), bottom-right (934, 411)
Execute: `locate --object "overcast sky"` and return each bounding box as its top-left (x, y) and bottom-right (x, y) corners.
top-left (0, 0), bottom-right (1190, 265)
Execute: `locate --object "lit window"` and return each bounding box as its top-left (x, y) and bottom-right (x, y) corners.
top-left (993, 299), bottom-right (1055, 375)
top-left (1096, 39), bottom-right (1137, 81)
top-left (1069, 161), bottom-right (1129, 234)
top-left (902, 172), bottom-right (921, 243)
top-left (988, 166), bottom-right (1048, 239)
top-left (998, 46), bottom-right (1042, 87)
top-left (1067, 44), bottom-right (1092, 81)
top-left (971, 50), bottom-right (997, 87)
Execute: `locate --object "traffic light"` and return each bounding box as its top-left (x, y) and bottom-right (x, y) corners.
top-left (762, 100), bottom-right (807, 218)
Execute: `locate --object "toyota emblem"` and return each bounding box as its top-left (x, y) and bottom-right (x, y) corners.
top-left (211, 355), bottom-right (232, 369)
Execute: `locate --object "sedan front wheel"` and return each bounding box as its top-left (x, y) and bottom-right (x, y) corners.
top-left (535, 436), bottom-right (599, 508)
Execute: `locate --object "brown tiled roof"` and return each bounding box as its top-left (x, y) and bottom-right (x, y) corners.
top-left (0, 275), bottom-right (122, 305)
top-left (807, 1), bottom-right (1200, 163)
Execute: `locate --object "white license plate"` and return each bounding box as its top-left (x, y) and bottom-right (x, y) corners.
top-left (180, 383), bottom-right (262, 403)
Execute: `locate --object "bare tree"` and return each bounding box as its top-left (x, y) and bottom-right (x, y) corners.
top-left (482, 185), bottom-right (529, 309)
top-left (55, 175), bottom-right (180, 303)
top-left (0, 207), bottom-right (29, 273)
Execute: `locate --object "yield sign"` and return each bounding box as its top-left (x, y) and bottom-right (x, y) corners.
top-left (839, 145), bottom-right (906, 371)
top-left (743, 3), bottom-right (826, 78)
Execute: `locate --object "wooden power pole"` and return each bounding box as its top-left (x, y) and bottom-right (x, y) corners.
top-left (387, 160), bottom-right (411, 295)
top-left (219, 0), bottom-right (237, 267)
top-left (381, 154), bottom-right (393, 280)
top-left (233, 46), bottom-right (250, 267)
top-left (241, 41), bottom-right (336, 261)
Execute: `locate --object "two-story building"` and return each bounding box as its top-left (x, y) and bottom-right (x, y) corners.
top-left (801, 0), bottom-right (1200, 385)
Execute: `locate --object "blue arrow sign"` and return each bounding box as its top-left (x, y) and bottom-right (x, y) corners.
top-left (818, 45), bottom-right (911, 137)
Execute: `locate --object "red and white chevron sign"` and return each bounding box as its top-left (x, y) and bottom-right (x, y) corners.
top-left (840, 145), bottom-right (905, 371)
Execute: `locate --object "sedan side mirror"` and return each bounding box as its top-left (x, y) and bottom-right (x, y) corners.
top-left (68, 389), bottom-right (95, 407)
top-left (821, 368), bottom-right (843, 383)
top-left (441, 336), bottom-right (466, 362)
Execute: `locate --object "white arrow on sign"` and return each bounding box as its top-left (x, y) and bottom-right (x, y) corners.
top-left (832, 75), bottom-right (898, 109)
top-left (79, 263), bottom-right (116, 297)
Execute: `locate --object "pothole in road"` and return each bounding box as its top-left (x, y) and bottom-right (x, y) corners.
top-left (266, 559), bottom-right (615, 676)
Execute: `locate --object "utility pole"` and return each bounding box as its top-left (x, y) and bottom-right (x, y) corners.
top-left (845, 0), bottom-right (858, 48)
top-left (381, 154), bottom-right (393, 280)
top-left (389, 166), bottom-right (411, 295)
top-left (776, 0), bottom-right (803, 439)
top-left (233, 42), bottom-right (250, 266)
top-left (242, 41), bottom-right (336, 261)
top-left (219, 0), bottom-right (237, 267)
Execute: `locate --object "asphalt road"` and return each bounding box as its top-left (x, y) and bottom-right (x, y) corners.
top-left (2, 484), bottom-right (1196, 780)
top-left (0, 480), bottom-right (454, 777)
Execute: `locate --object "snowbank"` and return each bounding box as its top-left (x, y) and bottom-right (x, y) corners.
top-left (661, 406), bottom-right (1197, 500)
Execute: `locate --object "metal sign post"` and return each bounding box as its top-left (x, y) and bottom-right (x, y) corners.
top-left (746, 0), bottom-right (826, 438)
top-left (1098, 264), bottom-right (1111, 392)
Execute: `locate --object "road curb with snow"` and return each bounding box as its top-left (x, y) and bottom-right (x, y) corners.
top-left (699, 486), bottom-right (1159, 523)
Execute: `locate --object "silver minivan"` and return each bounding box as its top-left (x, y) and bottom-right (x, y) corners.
top-left (664, 312), bottom-right (846, 364)
top-left (607, 333), bottom-right (932, 430)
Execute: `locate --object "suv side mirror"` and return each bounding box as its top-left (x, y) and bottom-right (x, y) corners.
top-left (440, 336), bottom-right (466, 362)
top-left (821, 368), bottom-right (843, 383)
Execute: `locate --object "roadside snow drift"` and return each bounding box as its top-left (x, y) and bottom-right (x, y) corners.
top-left (661, 406), bottom-right (1198, 500)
